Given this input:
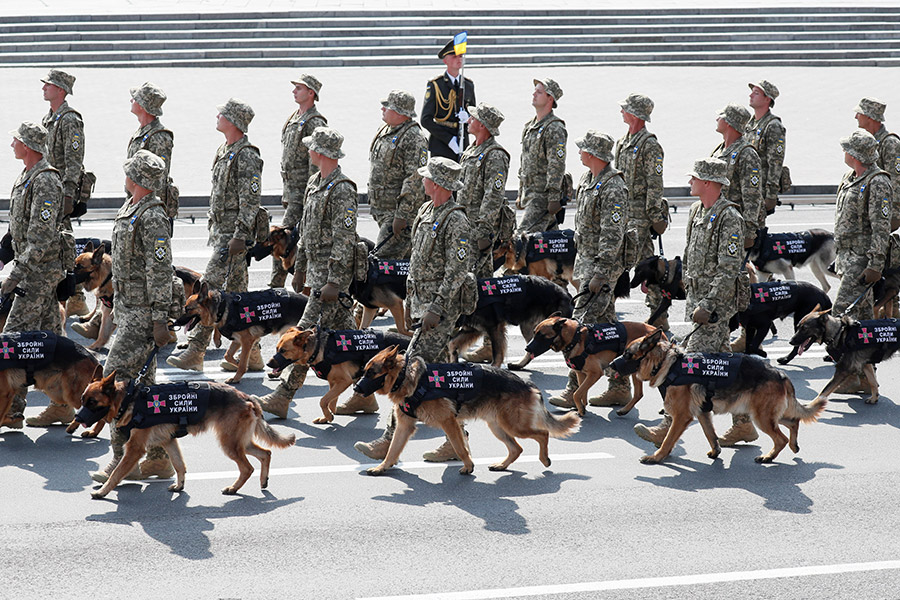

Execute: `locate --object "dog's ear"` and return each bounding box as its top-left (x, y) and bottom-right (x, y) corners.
top-left (385, 345), bottom-right (400, 360)
top-left (82, 241), bottom-right (94, 254)
top-left (101, 370), bottom-right (117, 396)
top-left (549, 311), bottom-right (562, 318)
top-left (90, 363), bottom-right (103, 382)
top-left (198, 281), bottom-right (209, 298)
top-left (639, 329), bottom-right (663, 352)
top-left (91, 243), bottom-right (106, 265)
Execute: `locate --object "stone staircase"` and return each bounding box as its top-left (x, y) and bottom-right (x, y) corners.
top-left (1, 7), bottom-right (899, 68)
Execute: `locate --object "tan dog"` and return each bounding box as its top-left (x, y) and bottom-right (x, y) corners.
top-left (73, 242), bottom-right (115, 350)
top-left (498, 233), bottom-right (577, 291)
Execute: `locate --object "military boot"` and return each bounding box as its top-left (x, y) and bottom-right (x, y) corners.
top-left (354, 416), bottom-right (396, 460)
top-left (334, 393), bottom-right (379, 415)
top-left (549, 371), bottom-right (578, 409)
top-left (1, 413), bottom-right (23, 430)
top-left (166, 343), bottom-right (206, 372)
top-left (71, 319), bottom-right (100, 340)
top-left (220, 342), bottom-right (265, 372)
top-left (589, 374), bottom-right (632, 407)
top-left (139, 457), bottom-right (175, 479)
top-left (462, 338), bottom-right (494, 363)
top-left (717, 414), bottom-right (759, 447)
top-left (26, 402), bottom-right (75, 427)
top-left (91, 456), bottom-right (142, 483)
top-left (257, 384), bottom-right (294, 419)
top-left (423, 429), bottom-right (469, 462)
top-left (634, 414), bottom-right (673, 448)
top-left (730, 327), bottom-right (747, 353)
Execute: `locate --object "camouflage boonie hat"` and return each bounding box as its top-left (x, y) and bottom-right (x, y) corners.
top-left (854, 97), bottom-right (887, 123)
top-left (216, 98), bottom-right (255, 133)
top-left (10, 121), bottom-right (48, 155)
top-left (302, 126), bottom-right (346, 160)
top-left (575, 130), bottom-right (614, 163)
top-left (41, 69), bottom-right (75, 95)
top-left (687, 157), bottom-right (730, 186)
top-left (381, 89), bottom-right (417, 119)
top-left (841, 130), bottom-right (879, 165)
top-left (291, 73), bottom-right (322, 100)
top-left (130, 81), bottom-right (167, 116)
top-left (124, 149), bottom-right (167, 191)
top-left (717, 103), bottom-right (751, 132)
top-left (533, 78), bottom-right (563, 103)
top-left (619, 93), bottom-right (654, 122)
top-left (469, 102), bottom-right (504, 136)
top-left (748, 79), bottom-right (779, 100)
top-left (418, 156), bottom-right (463, 191)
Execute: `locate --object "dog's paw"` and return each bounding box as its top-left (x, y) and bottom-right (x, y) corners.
top-left (312, 416), bottom-right (334, 424)
top-left (754, 455), bottom-right (774, 464)
top-left (459, 465), bottom-right (475, 475)
top-left (260, 477), bottom-right (268, 489)
top-left (168, 483), bottom-right (185, 493)
top-left (865, 395), bottom-right (879, 405)
top-left (639, 455), bottom-right (661, 464)
top-left (221, 486), bottom-right (238, 495)
top-left (776, 356), bottom-right (791, 365)
top-left (707, 447), bottom-right (721, 460)
top-left (488, 463), bottom-right (507, 471)
top-left (366, 467), bottom-right (386, 476)
top-left (81, 430), bottom-right (98, 439)
top-left (224, 376), bottom-right (242, 385)
top-left (90, 491), bottom-right (107, 499)
top-left (615, 407), bottom-right (631, 416)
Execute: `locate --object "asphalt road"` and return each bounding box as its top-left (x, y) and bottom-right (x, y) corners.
top-left (3, 203), bottom-right (900, 600)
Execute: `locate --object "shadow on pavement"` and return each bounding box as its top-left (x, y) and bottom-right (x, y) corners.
top-left (0, 426), bottom-right (108, 493)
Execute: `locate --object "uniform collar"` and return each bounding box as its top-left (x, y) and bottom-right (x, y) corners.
top-left (22, 157), bottom-right (51, 180)
top-left (528, 111), bottom-right (556, 130)
top-left (117, 191), bottom-right (159, 218)
top-left (135, 119), bottom-right (161, 138)
top-left (314, 165), bottom-right (343, 191)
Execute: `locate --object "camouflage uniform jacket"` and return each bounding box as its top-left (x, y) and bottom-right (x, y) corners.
top-left (281, 106), bottom-right (325, 192)
top-left (295, 166), bottom-right (358, 290)
top-left (42, 101), bottom-right (84, 199)
top-left (457, 136), bottom-right (510, 242)
top-left (518, 112), bottom-right (567, 202)
top-left (874, 125), bottom-right (900, 218)
top-left (614, 127), bottom-right (666, 226)
top-left (711, 138), bottom-right (763, 241)
top-left (8, 157), bottom-right (63, 282)
top-left (408, 200), bottom-right (471, 320)
top-left (207, 135), bottom-right (262, 245)
top-left (367, 119), bottom-right (428, 221)
top-left (834, 165), bottom-right (892, 272)
top-left (111, 193), bottom-right (172, 321)
top-left (744, 111), bottom-right (785, 207)
top-left (573, 165), bottom-right (628, 283)
top-left (683, 196), bottom-right (744, 317)
top-left (127, 119), bottom-right (174, 200)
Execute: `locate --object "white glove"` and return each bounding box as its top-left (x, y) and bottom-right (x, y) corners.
top-left (458, 109), bottom-right (469, 124)
top-left (448, 137), bottom-right (461, 154)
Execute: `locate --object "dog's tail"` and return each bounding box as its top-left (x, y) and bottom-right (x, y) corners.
top-left (536, 389), bottom-right (581, 437)
top-left (782, 377), bottom-right (827, 422)
top-left (251, 400), bottom-right (296, 448)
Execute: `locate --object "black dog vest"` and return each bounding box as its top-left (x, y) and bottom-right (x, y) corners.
top-left (400, 363), bottom-right (483, 418)
top-left (129, 381), bottom-right (210, 431)
top-left (372, 258), bottom-right (409, 283)
top-left (476, 275), bottom-right (526, 307)
top-left (220, 289), bottom-right (295, 338)
top-left (744, 281), bottom-right (794, 315)
top-left (525, 229), bottom-right (576, 264)
top-left (311, 329), bottom-right (388, 379)
top-left (661, 352), bottom-right (743, 411)
top-left (0, 331), bottom-right (58, 385)
top-left (565, 322), bottom-right (627, 371)
top-left (753, 232), bottom-right (812, 267)
top-left (841, 319), bottom-right (900, 363)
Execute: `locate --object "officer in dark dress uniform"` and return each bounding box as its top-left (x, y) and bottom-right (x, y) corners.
top-left (421, 38), bottom-right (476, 161)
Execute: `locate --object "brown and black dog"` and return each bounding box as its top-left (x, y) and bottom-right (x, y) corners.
top-left (73, 241), bottom-right (115, 350)
top-left (260, 225), bottom-right (299, 279)
top-left (78, 371), bottom-right (296, 498)
top-left (268, 326), bottom-right (410, 424)
top-left (498, 230), bottom-right (577, 291)
top-left (526, 316), bottom-right (663, 416)
top-left (354, 346), bottom-right (580, 476)
top-left (611, 329), bottom-right (827, 464)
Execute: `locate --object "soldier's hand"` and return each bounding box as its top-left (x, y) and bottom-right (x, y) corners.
top-left (744, 237), bottom-right (756, 249)
top-left (477, 237), bottom-right (491, 251)
top-left (448, 137), bottom-right (461, 154)
top-left (0, 276), bottom-right (18, 297)
top-left (63, 196), bottom-right (74, 217)
top-left (228, 238), bottom-right (246, 257)
top-left (292, 270), bottom-right (306, 293)
top-left (404, 300), bottom-right (413, 331)
top-left (421, 310), bottom-right (441, 331)
top-left (860, 268), bottom-right (882, 285)
top-left (588, 275), bottom-right (607, 294)
top-left (391, 217), bottom-right (407, 238)
top-left (319, 282), bottom-right (340, 303)
top-left (515, 195), bottom-right (524, 210)
top-left (651, 220), bottom-right (668, 236)
top-left (692, 306), bottom-right (712, 325)
top-left (547, 199), bottom-right (562, 215)
top-left (152, 321), bottom-right (170, 348)
top-left (458, 109), bottom-right (470, 124)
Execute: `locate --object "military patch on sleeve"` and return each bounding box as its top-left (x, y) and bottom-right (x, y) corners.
top-left (776, 138), bottom-right (784, 154)
top-left (40, 199), bottom-right (53, 222)
top-left (655, 156), bottom-right (663, 175)
top-left (419, 149), bottom-right (428, 167)
top-left (249, 174), bottom-right (260, 194)
top-left (556, 143), bottom-right (566, 159)
top-left (727, 232), bottom-right (740, 256)
top-left (425, 88), bottom-right (432, 100)
top-left (154, 237), bottom-right (169, 262)
top-left (895, 157), bottom-right (900, 174)
top-left (494, 171), bottom-right (505, 190)
top-left (612, 202), bottom-right (622, 223)
top-left (750, 168), bottom-right (760, 187)
top-left (344, 207), bottom-right (356, 229)
top-left (456, 238), bottom-right (468, 262)
top-left (72, 133), bottom-right (81, 150)
top-left (883, 197), bottom-right (891, 218)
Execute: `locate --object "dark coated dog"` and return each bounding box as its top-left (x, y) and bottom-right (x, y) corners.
top-left (749, 228), bottom-right (838, 293)
top-left (348, 253), bottom-right (412, 336)
top-left (630, 255), bottom-right (685, 326)
top-left (499, 229), bottom-right (578, 291)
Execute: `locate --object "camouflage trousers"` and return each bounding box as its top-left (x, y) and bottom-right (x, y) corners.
top-left (516, 191), bottom-right (559, 235)
top-left (271, 184), bottom-right (304, 288)
top-left (834, 252), bottom-right (873, 321)
top-left (630, 225), bottom-right (668, 327)
top-left (187, 244), bottom-right (249, 352)
top-left (372, 208), bottom-right (412, 259)
top-left (683, 319), bottom-right (732, 353)
top-left (104, 303), bottom-right (167, 462)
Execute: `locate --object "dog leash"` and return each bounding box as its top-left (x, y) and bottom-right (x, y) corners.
top-left (678, 311), bottom-right (719, 346)
top-left (840, 281), bottom-right (878, 317)
top-left (369, 231), bottom-right (394, 258)
top-left (0, 286), bottom-right (26, 311)
top-left (115, 346), bottom-right (159, 421)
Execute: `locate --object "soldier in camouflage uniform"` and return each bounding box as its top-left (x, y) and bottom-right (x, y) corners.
top-left (516, 78), bottom-right (567, 235)
top-left (745, 80), bottom-right (786, 221)
top-left (271, 74), bottom-right (326, 288)
top-left (1, 122), bottom-right (65, 430)
top-left (40, 69), bottom-right (90, 319)
top-left (167, 99), bottom-right (263, 373)
top-left (634, 158), bottom-right (746, 447)
top-left (91, 150), bottom-right (176, 483)
top-left (712, 103), bottom-right (763, 249)
top-left (615, 93), bottom-right (669, 330)
top-left (355, 157), bottom-right (472, 461)
top-left (549, 131), bottom-right (632, 409)
top-left (258, 127), bottom-right (359, 418)
top-left (368, 89), bottom-right (429, 259)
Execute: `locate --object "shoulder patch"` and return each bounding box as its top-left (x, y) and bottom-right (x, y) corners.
top-left (72, 133), bottom-right (81, 150)
top-left (655, 156), bottom-right (663, 175)
top-left (249, 174), bottom-right (260, 194)
top-left (344, 206), bottom-right (357, 229)
top-left (40, 199), bottom-right (53, 222)
top-left (750, 168), bottom-right (760, 187)
top-left (776, 138), bottom-right (784, 155)
top-left (154, 237), bottom-right (169, 262)
top-left (882, 197), bottom-right (891, 218)
top-left (727, 232), bottom-right (740, 256)
top-left (456, 238), bottom-right (468, 262)
top-left (419, 148), bottom-right (428, 167)
top-left (494, 171), bottom-right (505, 190)
top-left (556, 143), bottom-right (566, 159)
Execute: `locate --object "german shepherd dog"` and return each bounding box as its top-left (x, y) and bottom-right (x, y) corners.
top-left (268, 326), bottom-right (410, 423)
top-left (258, 224), bottom-right (299, 278)
top-left (789, 306), bottom-right (900, 405)
top-left (73, 241), bottom-right (115, 350)
top-left (526, 316), bottom-right (663, 416)
top-left (612, 329), bottom-right (827, 464)
top-left (749, 228), bottom-right (838, 293)
top-left (348, 252), bottom-right (412, 336)
top-left (499, 230), bottom-right (578, 291)
top-left (355, 346), bottom-right (580, 476)
top-left (630, 255), bottom-right (685, 327)
top-left (174, 282), bottom-right (308, 384)
top-left (79, 371), bottom-right (296, 498)
top-left (450, 275), bottom-right (574, 369)
top-left (874, 264), bottom-right (900, 319)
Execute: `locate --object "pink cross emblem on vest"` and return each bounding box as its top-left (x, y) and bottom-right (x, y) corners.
top-left (773, 241), bottom-right (786, 254)
top-left (481, 281), bottom-right (497, 295)
top-left (859, 328), bottom-right (873, 344)
top-left (755, 289), bottom-right (769, 302)
top-left (148, 394), bottom-right (166, 414)
top-left (682, 357), bottom-right (699, 374)
top-left (379, 261), bottom-right (394, 274)
top-left (0, 342), bottom-right (14, 359)
top-left (240, 307), bottom-right (256, 323)
top-left (535, 239), bottom-right (548, 253)
top-left (428, 370), bottom-right (445, 387)
top-left (337, 335), bottom-right (352, 350)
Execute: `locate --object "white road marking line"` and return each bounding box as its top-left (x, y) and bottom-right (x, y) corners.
top-left (184, 452), bottom-right (614, 481)
top-left (356, 560), bottom-right (900, 600)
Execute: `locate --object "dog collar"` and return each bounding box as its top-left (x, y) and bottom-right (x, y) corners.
top-left (215, 293), bottom-right (228, 323)
top-left (306, 326), bottom-right (326, 366)
top-left (562, 326), bottom-right (585, 355)
top-left (390, 359), bottom-right (408, 393)
top-left (100, 271), bottom-right (113, 289)
top-left (651, 347), bottom-right (678, 380)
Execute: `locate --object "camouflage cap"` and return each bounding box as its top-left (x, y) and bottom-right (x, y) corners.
top-left (854, 97), bottom-right (887, 123)
top-left (841, 129), bottom-right (879, 165)
top-left (9, 121), bottom-right (48, 155)
top-left (291, 73), bottom-right (322, 100)
top-left (418, 156), bottom-right (463, 191)
top-left (302, 126), bottom-right (345, 160)
top-left (124, 149), bottom-right (167, 192)
top-left (575, 130), bottom-right (614, 163)
top-left (469, 102), bottom-right (504, 136)
top-left (41, 68), bottom-right (75, 95)
top-left (717, 102), bottom-right (751, 132)
top-left (748, 79), bottom-right (780, 100)
top-left (381, 89), bottom-right (417, 119)
top-left (533, 78), bottom-right (563, 103)
top-left (619, 93), bottom-right (654, 122)
top-left (687, 157), bottom-right (730, 186)
top-left (216, 97), bottom-right (255, 133)
top-left (130, 81), bottom-right (167, 116)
